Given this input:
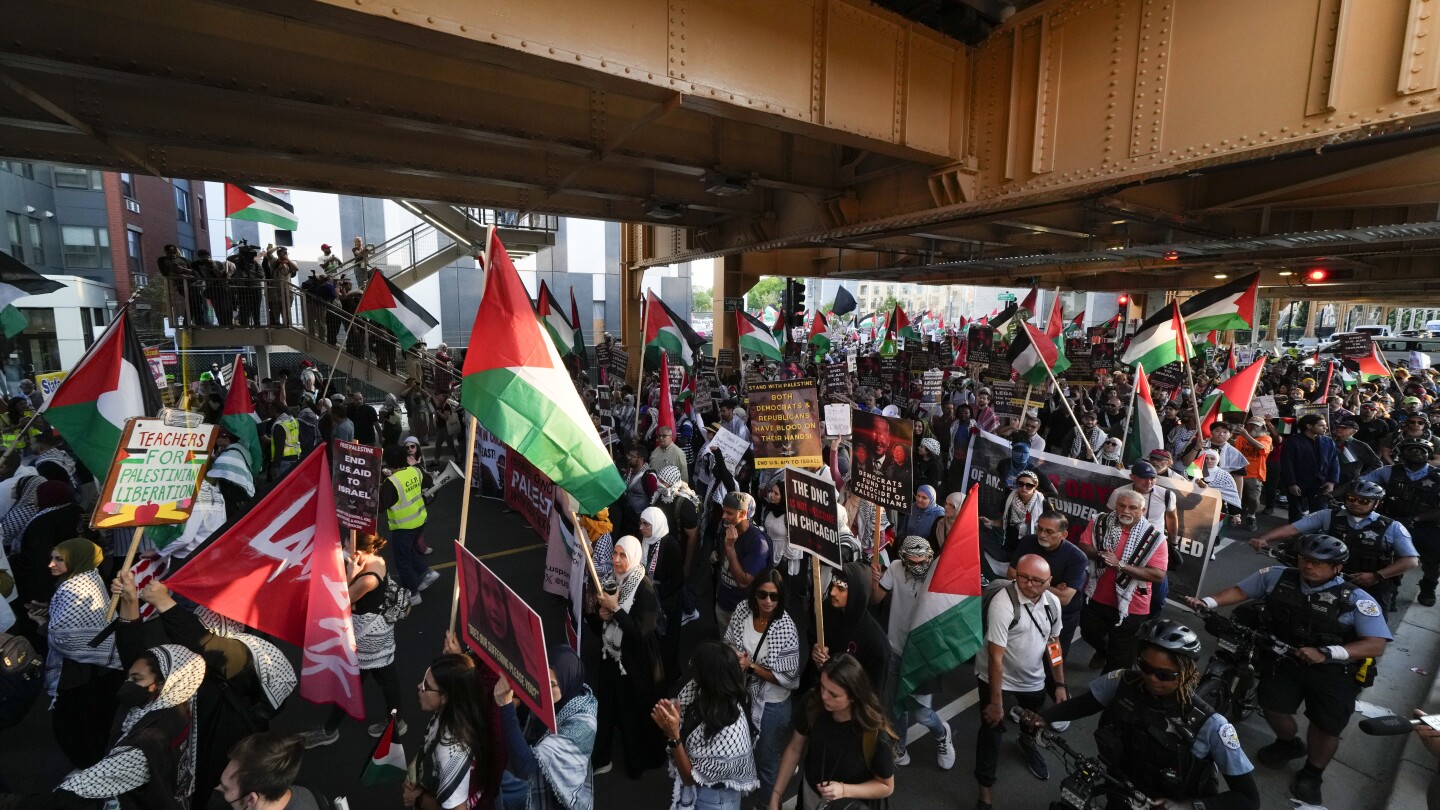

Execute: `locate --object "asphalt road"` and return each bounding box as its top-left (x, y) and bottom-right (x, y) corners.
top-left (0, 482), bottom-right (1428, 810)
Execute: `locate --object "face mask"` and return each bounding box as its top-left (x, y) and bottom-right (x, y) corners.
top-left (116, 680), bottom-right (156, 709)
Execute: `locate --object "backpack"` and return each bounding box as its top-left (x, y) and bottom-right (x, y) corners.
top-left (378, 575), bottom-right (414, 624)
top-left (0, 632), bottom-right (42, 729)
top-left (981, 579), bottom-right (1057, 633)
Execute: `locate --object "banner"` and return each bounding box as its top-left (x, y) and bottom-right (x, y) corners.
top-left (748, 379), bottom-right (822, 469)
top-left (91, 418), bottom-right (218, 529)
top-left (963, 429), bottom-right (1223, 600)
top-left (967, 325), bottom-right (995, 366)
top-left (783, 467), bottom-right (841, 566)
top-left (456, 543), bottom-right (556, 732)
top-left (331, 439), bottom-right (382, 533)
top-left (1338, 332), bottom-right (1372, 360)
top-left (849, 409), bottom-right (914, 510)
top-left (822, 362), bottom-right (849, 404)
top-left (35, 370), bottom-right (68, 404)
top-left (543, 501), bottom-right (576, 599)
top-left (504, 449), bottom-right (555, 537)
top-left (470, 424), bottom-right (507, 499)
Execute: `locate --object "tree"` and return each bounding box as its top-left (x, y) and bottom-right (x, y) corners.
top-left (692, 286), bottom-right (713, 313)
top-left (878, 293), bottom-right (901, 316)
top-left (745, 276), bottom-right (785, 310)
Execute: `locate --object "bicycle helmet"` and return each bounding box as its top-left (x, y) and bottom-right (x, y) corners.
top-left (1397, 437), bottom-right (1434, 457)
top-left (1349, 481), bottom-right (1386, 501)
top-left (1136, 619), bottom-right (1203, 660)
top-left (1295, 533), bottom-right (1350, 564)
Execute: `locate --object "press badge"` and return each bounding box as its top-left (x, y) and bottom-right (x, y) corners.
top-left (1048, 640), bottom-right (1064, 669)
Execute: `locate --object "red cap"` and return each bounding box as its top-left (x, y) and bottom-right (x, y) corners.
top-left (320, 243), bottom-right (332, 251)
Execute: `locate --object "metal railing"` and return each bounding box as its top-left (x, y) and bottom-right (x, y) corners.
top-left (457, 206), bottom-right (559, 233)
top-left (165, 276), bottom-right (462, 388)
top-left (331, 222), bottom-right (452, 282)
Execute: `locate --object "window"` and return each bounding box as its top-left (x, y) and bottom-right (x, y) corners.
top-left (92, 308), bottom-right (106, 327)
top-left (119, 173), bottom-right (135, 199)
top-left (3, 162), bottom-right (34, 180)
top-left (132, 273), bottom-right (149, 289)
top-left (61, 225), bottom-right (110, 270)
top-left (195, 195), bottom-right (206, 222)
top-left (126, 228), bottom-right (143, 275)
top-left (174, 187), bottom-right (190, 223)
top-left (53, 166), bottom-right (101, 190)
top-left (5, 214), bottom-right (20, 261)
top-left (179, 246), bottom-right (192, 260)
top-left (26, 219), bottom-right (43, 266)
top-left (80, 307), bottom-right (94, 347)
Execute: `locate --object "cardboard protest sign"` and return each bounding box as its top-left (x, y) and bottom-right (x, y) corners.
top-left (504, 448), bottom-right (555, 537)
top-left (822, 363), bottom-right (849, 403)
top-left (456, 543), bottom-right (556, 732)
top-left (783, 467), bottom-right (842, 566)
top-left (1339, 332), bottom-right (1372, 360)
top-left (702, 426), bottom-right (750, 475)
top-left (609, 344), bottom-right (629, 380)
top-left (331, 439), bottom-right (382, 533)
top-left (748, 379), bottom-right (822, 469)
top-left (849, 409), bottom-right (913, 510)
top-left (857, 354), bottom-right (883, 388)
top-left (920, 370), bottom-right (944, 415)
top-left (470, 423), bottom-right (507, 499)
top-left (92, 418), bottom-right (218, 529)
top-left (1250, 394), bottom-right (1279, 420)
top-left (823, 403), bottom-right (852, 437)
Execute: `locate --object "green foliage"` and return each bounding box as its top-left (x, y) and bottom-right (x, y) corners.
top-left (745, 276), bottom-right (785, 310)
top-left (692, 287), bottom-right (713, 313)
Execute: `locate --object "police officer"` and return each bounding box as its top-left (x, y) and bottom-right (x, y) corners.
top-left (1362, 436), bottom-right (1440, 605)
top-left (1248, 480), bottom-right (1418, 613)
top-left (268, 402), bottom-right (302, 478)
top-left (381, 444), bottom-right (436, 602)
top-left (1184, 534), bottom-right (1392, 806)
top-left (1020, 619), bottom-right (1260, 810)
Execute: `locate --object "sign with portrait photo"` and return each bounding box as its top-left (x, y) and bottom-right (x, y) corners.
top-left (456, 543), bottom-right (555, 732)
top-left (470, 423), bottom-right (507, 500)
top-left (848, 409), bottom-right (914, 510)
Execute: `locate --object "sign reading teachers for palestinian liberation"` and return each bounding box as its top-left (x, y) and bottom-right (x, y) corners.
top-left (748, 379), bottom-right (822, 469)
top-left (92, 418), bottom-right (218, 529)
top-left (331, 439), bottom-right (382, 533)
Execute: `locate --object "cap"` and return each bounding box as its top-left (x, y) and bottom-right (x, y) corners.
top-left (1147, 449), bottom-right (1173, 461)
top-left (1405, 396), bottom-right (1423, 405)
top-left (1332, 416), bottom-right (1359, 428)
top-left (1130, 461), bottom-right (1157, 479)
top-left (320, 243), bottom-right (331, 250)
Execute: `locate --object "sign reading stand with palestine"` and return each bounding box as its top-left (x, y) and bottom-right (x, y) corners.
top-left (92, 418), bottom-right (217, 529)
top-left (748, 379), bottom-right (822, 469)
top-left (331, 439), bottom-right (382, 533)
top-left (783, 467), bottom-right (842, 566)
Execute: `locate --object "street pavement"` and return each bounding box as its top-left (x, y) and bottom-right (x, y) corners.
top-left (0, 479), bottom-right (1432, 810)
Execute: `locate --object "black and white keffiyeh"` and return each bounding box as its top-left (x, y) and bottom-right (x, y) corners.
top-left (602, 536), bottom-right (645, 675)
top-left (669, 680), bottom-right (759, 808)
top-left (723, 603), bottom-right (800, 725)
top-left (193, 606), bottom-right (297, 710)
top-left (46, 570), bottom-right (120, 688)
top-left (1084, 512), bottom-right (1161, 622)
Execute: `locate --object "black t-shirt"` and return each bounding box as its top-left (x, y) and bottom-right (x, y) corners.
top-left (794, 703), bottom-right (895, 791)
top-left (1010, 534), bottom-right (1089, 623)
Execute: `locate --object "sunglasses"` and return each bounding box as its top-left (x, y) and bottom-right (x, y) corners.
top-left (1016, 482), bottom-right (1036, 489)
top-left (756, 590), bottom-right (780, 602)
top-left (1136, 659), bottom-right (1180, 681)
top-left (1345, 495), bottom-right (1378, 504)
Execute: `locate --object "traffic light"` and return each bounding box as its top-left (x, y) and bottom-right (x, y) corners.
top-left (1117, 293), bottom-right (1129, 306)
top-left (792, 279), bottom-right (807, 329)
top-left (1306, 268), bottom-right (1328, 283)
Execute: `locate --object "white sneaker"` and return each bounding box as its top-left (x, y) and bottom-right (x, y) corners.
top-left (300, 728), bottom-right (339, 748)
top-left (936, 724), bottom-right (955, 770)
top-left (368, 719), bottom-right (409, 737)
top-left (593, 763), bottom-right (613, 776)
top-left (894, 748), bottom-right (911, 766)
top-left (681, 608), bottom-right (701, 626)
top-left (409, 593), bottom-right (424, 607)
top-left (418, 570), bottom-right (441, 592)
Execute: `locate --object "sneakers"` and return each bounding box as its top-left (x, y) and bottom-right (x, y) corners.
top-left (418, 570), bottom-right (441, 592)
top-left (420, 546), bottom-right (436, 556)
top-left (1290, 767), bottom-right (1324, 805)
top-left (592, 763), bottom-right (613, 776)
top-left (681, 608), bottom-right (701, 626)
top-left (409, 593), bottom-right (424, 607)
top-left (300, 728), bottom-right (339, 749)
top-left (368, 719), bottom-right (409, 737)
top-left (1256, 736), bottom-right (1306, 768)
top-left (936, 723), bottom-right (955, 770)
top-left (1019, 735), bottom-right (1049, 780)
top-left (893, 747), bottom-right (911, 766)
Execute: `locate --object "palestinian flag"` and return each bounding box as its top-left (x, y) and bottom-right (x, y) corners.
top-left (1041, 294), bottom-right (1071, 378)
top-left (1358, 343), bottom-right (1392, 381)
top-left (736, 310), bottom-right (783, 362)
top-left (1008, 322), bottom-right (1061, 386)
top-left (895, 483), bottom-right (983, 709)
top-left (354, 270), bottom-right (438, 351)
top-left (1180, 272), bottom-right (1259, 333)
top-left (809, 310), bottom-right (831, 354)
top-left (1198, 356), bottom-right (1267, 437)
top-left (1067, 311), bottom-right (1085, 335)
top-left (42, 311), bottom-right (163, 478)
top-left (656, 350), bottom-right (676, 435)
top-left (460, 230), bottom-right (624, 513)
top-left (223, 183), bottom-right (299, 230)
top-left (990, 303), bottom-right (1019, 331)
top-left (220, 354), bottom-right (263, 475)
top-left (536, 280), bottom-right (575, 357)
top-left (644, 290), bottom-right (705, 369)
top-left (1019, 286), bottom-right (1040, 318)
top-left (568, 287), bottom-right (590, 375)
top-left (1125, 365), bottom-right (1165, 464)
top-left (361, 712), bottom-right (407, 786)
top-left (0, 251), bottom-right (63, 338)
top-left (1121, 301), bottom-right (1189, 373)
top-left (888, 304), bottom-right (919, 342)
top-left (1219, 345), bottom-right (1238, 381)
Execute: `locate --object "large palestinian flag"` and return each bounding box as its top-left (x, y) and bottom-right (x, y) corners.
top-left (41, 311), bottom-right (164, 477)
top-left (355, 270), bottom-right (438, 350)
top-left (1008, 322), bottom-right (1061, 387)
top-left (644, 291), bottom-right (706, 369)
top-left (223, 183), bottom-right (299, 231)
top-left (809, 309), bottom-right (831, 354)
top-left (1180, 272), bottom-right (1258, 334)
top-left (460, 231), bottom-right (624, 513)
top-left (1198, 356), bottom-right (1267, 437)
top-left (0, 251), bottom-right (64, 338)
top-left (737, 310), bottom-right (783, 361)
top-left (1125, 365), bottom-right (1165, 464)
top-left (1121, 301), bottom-right (1190, 373)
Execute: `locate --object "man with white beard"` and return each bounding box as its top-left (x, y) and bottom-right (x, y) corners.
top-left (1075, 490), bottom-right (1168, 671)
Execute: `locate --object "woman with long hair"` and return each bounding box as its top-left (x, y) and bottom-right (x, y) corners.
top-left (723, 570), bottom-right (799, 804)
top-left (768, 654), bottom-right (896, 810)
top-left (757, 477), bottom-right (805, 607)
top-left (652, 640), bottom-right (759, 810)
top-left (404, 653), bottom-right (503, 810)
top-left (494, 645), bottom-right (597, 810)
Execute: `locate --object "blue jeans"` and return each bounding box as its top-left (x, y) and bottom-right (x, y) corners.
top-left (693, 785), bottom-right (742, 810)
top-left (755, 698), bottom-right (793, 800)
top-left (390, 526), bottom-right (429, 591)
top-left (884, 655), bottom-right (946, 752)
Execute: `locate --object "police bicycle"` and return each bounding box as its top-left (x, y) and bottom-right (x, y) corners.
top-left (1186, 602), bottom-right (1296, 722)
top-left (1012, 708), bottom-right (1152, 810)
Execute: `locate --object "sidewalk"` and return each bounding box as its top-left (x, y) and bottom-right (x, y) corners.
top-left (1379, 587), bottom-right (1440, 809)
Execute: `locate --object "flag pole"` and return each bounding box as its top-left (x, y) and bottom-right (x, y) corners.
top-left (449, 226), bottom-right (496, 631)
top-left (321, 297), bottom-right (367, 397)
top-left (571, 511), bottom-right (604, 594)
top-left (810, 554), bottom-right (825, 650)
top-left (1042, 359), bottom-right (1096, 460)
top-left (105, 526), bottom-right (147, 621)
top-left (1117, 365), bottom-right (1141, 460)
top-left (634, 293), bottom-right (648, 439)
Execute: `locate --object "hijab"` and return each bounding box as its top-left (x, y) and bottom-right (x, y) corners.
top-left (54, 537), bottom-right (102, 581)
top-left (638, 506), bottom-right (671, 577)
top-left (907, 484), bottom-right (944, 539)
top-left (549, 645), bottom-right (586, 710)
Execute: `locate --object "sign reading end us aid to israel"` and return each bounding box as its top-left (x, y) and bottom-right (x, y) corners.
top-left (332, 439), bottom-right (383, 534)
top-left (92, 418), bottom-right (217, 529)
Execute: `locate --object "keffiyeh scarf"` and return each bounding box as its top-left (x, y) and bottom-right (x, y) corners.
top-left (602, 564), bottom-right (644, 675)
top-left (723, 604), bottom-right (800, 724)
top-left (668, 680), bottom-right (760, 809)
top-left (1083, 512), bottom-right (1162, 623)
top-left (530, 686), bottom-right (598, 810)
top-left (46, 570), bottom-right (120, 693)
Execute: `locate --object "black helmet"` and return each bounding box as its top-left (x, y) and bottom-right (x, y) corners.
top-left (1137, 619), bottom-right (1202, 660)
top-left (1349, 481), bottom-right (1386, 502)
top-left (1296, 533), bottom-right (1349, 564)
top-left (1397, 437), bottom-right (1434, 457)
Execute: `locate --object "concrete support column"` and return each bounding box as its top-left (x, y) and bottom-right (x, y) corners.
top-left (1303, 301), bottom-right (1320, 338)
top-left (1262, 298), bottom-right (1280, 342)
top-left (254, 345), bottom-right (272, 379)
top-left (712, 255), bottom-right (744, 374)
top-left (620, 230), bottom-right (644, 387)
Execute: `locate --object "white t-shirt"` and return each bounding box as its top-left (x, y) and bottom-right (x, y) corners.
top-left (880, 562), bottom-right (927, 654)
top-left (975, 586), bottom-right (1062, 693)
top-left (741, 620), bottom-right (791, 705)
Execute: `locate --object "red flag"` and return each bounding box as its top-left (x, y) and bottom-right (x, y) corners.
top-left (930, 484), bottom-right (983, 596)
top-left (1198, 356), bottom-right (1268, 438)
top-left (167, 449), bottom-right (363, 718)
top-left (1019, 287), bottom-right (1039, 315)
top-left (656, 350), bottom-right (676, 435)
top-left (1070, 311), bottom-right (1085, 329)
top-left (1043, 294), bottom-right (1064, 340)
top-left (952, 336), bottom-right (967, 367)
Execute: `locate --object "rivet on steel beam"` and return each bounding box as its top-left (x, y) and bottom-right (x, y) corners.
top-left (391, 7), bottom-right (399, 15)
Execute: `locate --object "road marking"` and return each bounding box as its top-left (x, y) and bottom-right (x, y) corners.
top-left (427, 542), bottom-right (546, 571)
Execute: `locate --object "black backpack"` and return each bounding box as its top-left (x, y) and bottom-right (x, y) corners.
top-left (980, 579), bottom-right (1056, 633)
top-left (0, 632), bottom-right (43, 729)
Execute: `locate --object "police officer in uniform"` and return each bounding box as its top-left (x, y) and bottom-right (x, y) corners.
top-left (381, 444), bottom-right (437, 602)
top-left (1362, 436), bottom-right (1440, 605)
top-left (268, 402), bottom-right (302, 478)
top-left (1021, 619), bottom-right (1260, 810)
top-left (1247, 480), bottom-right (1418, 614)
top-left (1184, 534), bottom-right (1392, 806)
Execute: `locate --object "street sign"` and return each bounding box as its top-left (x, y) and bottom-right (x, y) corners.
top-left (998, 292), bottom-right (1017, 302)
top-left (724, 297), bottom-right (744, 313)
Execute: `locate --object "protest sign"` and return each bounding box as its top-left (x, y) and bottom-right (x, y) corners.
top-left (668, 360), bottom-right (684, 397)
top-left (963, 429), bottom-right (1223, 600)
top-left (1236, 346), bottom-right (1255, 367)
top-left (846, 348), bottom-right (857, 373)
top-left (1339, 332), bottom-right (1372, 360)
top-left (1250, 394), bottom-right (1279, 420)
top-left (748, 379), bottom-right (822, 469)
top-left (609, 344), bottom-right (629, 380)
top-left (456, 543), bottom-right (556, 732)
top-left (1147, 362), bottom-right (1186, 397)
top-left (920, 370), bottom-right (945, 415)
top-left (543, 500), bottom-right (577, 599)
top-left (783, 467), bottom-right (841, 566)
top-left (471, 423), bottom-right (507, 499)
top-left (35, 370), bottom-right (67, 404)
top-left (702, 426), bottom-right (751, 475)
top-left (822, 363), bottom-right (849, 404)
top-left (143, 346), bottom-right (174, 405)
top-left (932, 338), bottom-right (953, 368)
top-left (857, 354), bottom-right (883, 389)
top-left (717, 348), bottom-right (736, 369)
top-left (849, 409), bottom-right (913, 510)
top-left (909, 349), bottom-right (932, 374)
top-left (991, 381), bottom-right (1043, 420)
top-left (505, 448), bottom-right (555, 538)
top-left (823, 403), bottom-right (852, 437)
top-left (331, 439), bottom-right (382, 533)
top-left (1090, 343), bottom-right (1116, 373)
top-left (595, 341), bottom-right (612, 372)
top-left (92, 418), bottom-right (217, 529)
top-left (1062, 339), bottom-right (1094, 382)
top-left (967, 325), bottom-right (995, 365)
top-left (879, 355), bottom-right (906, 390)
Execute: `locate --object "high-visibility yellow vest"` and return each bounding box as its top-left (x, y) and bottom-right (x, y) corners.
top-left (386, 466), bottom-right (427, 530)
top-left (276, 414), bottom-right (301, 458)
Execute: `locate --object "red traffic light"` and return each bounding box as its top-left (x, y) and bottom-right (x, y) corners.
top-left (1306, 268), bottom-right (1328, 282)
top-left (1117, 294), bottom-right (1129, 305)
